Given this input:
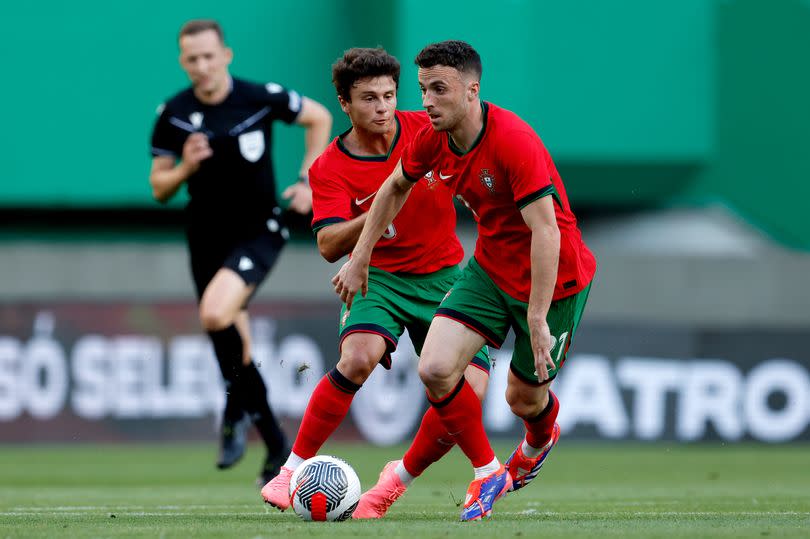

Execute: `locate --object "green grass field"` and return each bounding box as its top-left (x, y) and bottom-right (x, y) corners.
top-left (0, 442), bottom-right (807, 538)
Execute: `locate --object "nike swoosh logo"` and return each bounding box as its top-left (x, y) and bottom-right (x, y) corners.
top-left (438, 172), bottom-right (453, 180)
top-left (355, 191), bottom-right (378, 205)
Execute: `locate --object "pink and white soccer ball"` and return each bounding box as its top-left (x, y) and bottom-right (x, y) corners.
top-left (288, 455), bottom-right (361, 521)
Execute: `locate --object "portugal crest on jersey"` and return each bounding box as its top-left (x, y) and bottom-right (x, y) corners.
top-left (479, 169), bottom-right (496, 193)
top-left (424, 170), bottom-right (438, 189)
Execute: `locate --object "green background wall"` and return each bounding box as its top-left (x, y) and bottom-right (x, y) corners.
top-left (1, 0), bottom-right (808, 249)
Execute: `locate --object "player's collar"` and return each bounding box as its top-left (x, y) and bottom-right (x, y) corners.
top-left (447, 101), bottom-right (489, 157)
top-left (337, 114), bottom-right (402, 162)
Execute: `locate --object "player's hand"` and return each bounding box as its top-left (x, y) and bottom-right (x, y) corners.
top-left (282, 181), bottom-right (313, 215)
top-left (331, 257), bottom-right (368, 309)
top-left (181, 132), bottom-right (213, 173)
top-left (528, 313), bottom-right (554, 382)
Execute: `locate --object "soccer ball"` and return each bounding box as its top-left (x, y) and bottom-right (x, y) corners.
top-left (288, 455), bottom-right (361, 521)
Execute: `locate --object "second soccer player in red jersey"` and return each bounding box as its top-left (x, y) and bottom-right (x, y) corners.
top-left (334, 40), bottom-right (596, 521)
top-left (261, 47), bottom-right (491, 518)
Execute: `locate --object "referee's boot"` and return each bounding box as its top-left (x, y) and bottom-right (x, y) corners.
top-left (216, 412), bottom-right (251, 469)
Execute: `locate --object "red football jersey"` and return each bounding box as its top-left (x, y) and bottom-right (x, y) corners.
top-left (310, 110), bottom-right (463, 274)
top-left (401, 102), bottom-right (596, 301)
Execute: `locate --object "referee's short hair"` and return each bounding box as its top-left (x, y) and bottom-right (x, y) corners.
top-left (178, 19), bottom-right (225, 44)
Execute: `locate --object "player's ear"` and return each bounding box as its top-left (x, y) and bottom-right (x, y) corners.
top-left (224, 46), bottom-right (234, 65)
top-left (468, 80), bottom-right (479, 101)
top-left (338, 95), bottom-right (351, 115)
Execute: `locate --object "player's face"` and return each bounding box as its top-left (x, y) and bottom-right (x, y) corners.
top-left (339, 76), bottom-right (398, 136)
top-left (179, 30), bottom-right (233, 96)
top-left (418, 65), bottom-right (477, 131)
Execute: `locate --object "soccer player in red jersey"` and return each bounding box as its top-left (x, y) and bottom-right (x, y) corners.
top-left (261, 48), bottom-right (491, 518)
top-left (334, 40), bottom-right (596, 521)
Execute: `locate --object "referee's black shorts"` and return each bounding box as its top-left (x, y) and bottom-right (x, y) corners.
top-left (187, 223), bottom-right (287, 304)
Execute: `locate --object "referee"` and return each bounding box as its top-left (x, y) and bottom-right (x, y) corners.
top-left (149, 19), bottom-right (331, 485)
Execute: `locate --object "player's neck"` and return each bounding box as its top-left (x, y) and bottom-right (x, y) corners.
top-left (448, 101), bottom-right (484, 153)
top-left (343, 125), bottom-right (396, 157)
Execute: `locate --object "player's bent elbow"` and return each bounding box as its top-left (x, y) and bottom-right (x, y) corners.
top-left (316, 236), bottom-right (345, 263)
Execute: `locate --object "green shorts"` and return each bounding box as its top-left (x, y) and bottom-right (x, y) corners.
top-left (341, 265), bottom-right (490, 372)
top-left (435, 257), bottom-right (591, 385)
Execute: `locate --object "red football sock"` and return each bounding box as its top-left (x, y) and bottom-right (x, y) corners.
top-left (428, 378), bottom-right (494, 467)
top-left (524, 390), bottom-right (559, 448)
top-left (402, 406), bottom-right (455, 477)
top-left (291, 368), bottom-right (359, 459)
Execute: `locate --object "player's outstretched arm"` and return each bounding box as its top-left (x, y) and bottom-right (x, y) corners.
top-left (332, 162), bottom-right (413, 308)
top-left (521, 196), bottom-right (560, 381)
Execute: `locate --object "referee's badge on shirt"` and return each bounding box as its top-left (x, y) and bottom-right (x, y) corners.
top-left (238, 130), bottom-right (265, 162)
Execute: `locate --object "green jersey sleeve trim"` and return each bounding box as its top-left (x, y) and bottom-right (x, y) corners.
top-left (516, 184), bottom-right (562, 210)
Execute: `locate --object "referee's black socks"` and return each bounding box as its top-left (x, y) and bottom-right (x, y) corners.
top-left (239, 361), bottom-right (288, 454)
top-left (207, 325), bottom-right (245, 423)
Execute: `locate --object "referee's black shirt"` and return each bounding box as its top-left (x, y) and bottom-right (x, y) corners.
top-left (151, 77), bottom-right (302, 240)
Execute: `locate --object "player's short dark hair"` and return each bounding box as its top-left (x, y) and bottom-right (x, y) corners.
top-left (415, 40), bottom-right (482, 81)
top-left (332, 47), bottom-right (401, 102)
top-left (178, 19), bottom-right (225, 44)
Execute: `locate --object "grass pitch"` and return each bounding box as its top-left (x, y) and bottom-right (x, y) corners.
top-left (0, 441), bottom-right (807, 538)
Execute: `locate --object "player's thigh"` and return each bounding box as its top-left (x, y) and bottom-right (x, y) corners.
top-left (199, 268), bottom-right (255, 329)
top-left (398, 265), bottom-right (464, 355)
top-left (338, 271), bottom-right (406, 370)
top-left (400, 266), bottom-right (495, 379)
top-left (510, 283), bottom-right (592, 385)
top-left (434, 258), bottom-right (511, 349)
top-left (420, 316), bottom-right (488, 386)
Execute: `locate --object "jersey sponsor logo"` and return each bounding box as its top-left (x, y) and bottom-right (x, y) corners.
top-left (354, 191), bottom-right (378, 206)
top-left (238, 130), bottom-right (265, 162)
top-left (238, 256), bottom-right (254, 271)
top-left (265, 82), bottom-right (283, 94)
top-left (479, 169), bottom-right (496, 193)
top-left (438, 171), bottom-right (454, 180)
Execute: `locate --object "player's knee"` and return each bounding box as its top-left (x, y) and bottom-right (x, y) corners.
top-left (199, 305), bottom-right (233, 332)
top-left (506, 390), bottom-right (544, 419)
top-left (336, 348), bottom-right (377, 384)
top-left (418, 355), bottom-right (455, 391)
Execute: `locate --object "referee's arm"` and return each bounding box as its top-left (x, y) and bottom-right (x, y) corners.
top-left (295, 97), bottom-right (332, 179)
top-left (149, 132), bottom-right (211, 203)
